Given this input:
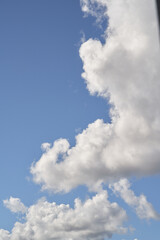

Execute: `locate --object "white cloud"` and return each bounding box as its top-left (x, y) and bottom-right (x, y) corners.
top-left (0, 230), bottom-right (10, 240)
top-left (31, 0), bottom-right (160, 193)
top-left (80, 0), bottom-right (107, 23)
top-left (1, 1), bottom-right (159, 239)
top-left (31, 121), bottom-right (114, 192)
top-left (109, 178), bottom-right (160, 220)
top-left (41, 142), bottom-right (51, 152)
top-left (0, 191), bottom-right (127, 240)
top-left (3, 197), bottom-right (27, 214)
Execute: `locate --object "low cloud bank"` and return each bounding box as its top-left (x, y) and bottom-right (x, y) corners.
top-left (0, 191), bottom-right (127, 240)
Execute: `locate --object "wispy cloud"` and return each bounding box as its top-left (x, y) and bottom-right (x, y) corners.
top-left (109, 179), bottom-right (160, 220)
top-left (3, 197), bottom-right (27, 214)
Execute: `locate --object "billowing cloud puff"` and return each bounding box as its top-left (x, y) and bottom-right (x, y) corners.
top-left (31, 0), bottom-right (160, 191)
top-left (31, 0), bottom-right (160, 193)
top-left (41, 142), bottom-right (51, 152)
top-left (0, 230), bottom-right (10, 240)
top-left (109, 179), bottom-right (160, 220)
top-left (1, 1), bottom-right (159, 240)
top-left (0, 191), bottom-right (127, 240)
top-left (31, 121), bottom-right (115, 192)
top-left (3, 197), bottom-right (27, 214)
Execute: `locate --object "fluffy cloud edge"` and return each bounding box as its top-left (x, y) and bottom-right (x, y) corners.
top-left (0, 191), bottom-right (128, 240)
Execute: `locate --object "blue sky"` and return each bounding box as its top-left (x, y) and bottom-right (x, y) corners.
top-left (0, 1), bottom-right (160, 240)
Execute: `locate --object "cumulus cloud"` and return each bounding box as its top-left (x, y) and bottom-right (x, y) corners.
top-left (31, 121), bottom-right (114, 192)
top-left (31, 0), bottom-right (160, 194)
top-left (109, 179), bottom-right (160, 220)
top-left (1, 1), bottom-right (159, 239)
top-left (0, 230), bottom-right (10, 240)
top-left (3, 197), bottom-right (27, 214)
top-left (0, 191), bottom-right (127, 240)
